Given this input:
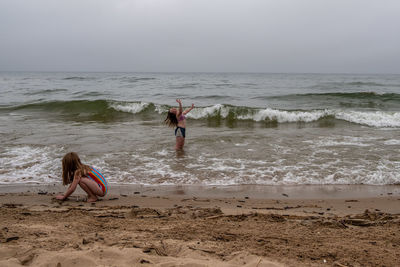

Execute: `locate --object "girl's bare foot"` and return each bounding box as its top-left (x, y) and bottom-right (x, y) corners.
top-left (87, 196), bottom-right (98, 202)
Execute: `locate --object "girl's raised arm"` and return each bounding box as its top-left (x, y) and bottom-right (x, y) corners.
top-left (176, 99), bottom-right (183, 116)
top-left (183, 103), bottom-right (195, 115)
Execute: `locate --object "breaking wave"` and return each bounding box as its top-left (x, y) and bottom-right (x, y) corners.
top-left (2, 100), bottom-right (400, 127)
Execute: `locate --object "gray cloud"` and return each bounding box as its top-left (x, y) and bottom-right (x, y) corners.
top-left (1, 0), bottom-right (399, 73)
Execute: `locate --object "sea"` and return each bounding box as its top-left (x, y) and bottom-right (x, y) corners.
top-left (0, 72), bottom-right (399, 186)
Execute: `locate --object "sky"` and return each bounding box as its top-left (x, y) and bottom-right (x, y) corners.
top-left (0, 0), bottom-right (399, 73)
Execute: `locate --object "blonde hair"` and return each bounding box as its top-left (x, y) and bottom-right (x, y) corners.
top-left (62, 152), bottom-right (91, 185)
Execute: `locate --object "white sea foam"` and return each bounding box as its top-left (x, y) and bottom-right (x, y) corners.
top-left (305, 136), bottom-right (373, 147)
top-left (125, 154), bottom-right (197, 184)
top-left (155, 149), bottom-right (169, 156)
top-left (234, 143), bottom-right (249, 147)
top-left (1, 144), bottom-right (398, 186)
top-left (362, 160), bottom-right (400, 185)
top-left (186, 104), bottom-right (229, 119)
top-left (384, 139), bottom-right (400, 145)
top-left (244, 108), bottom-right (400, 127)
top-left (239, 108), bottom-right (328, 122)
top-left (154, 104), bottom-right (167, 114)
top-left (110, 101), bottom-right (400, 128)
top-left (109, 101), bottom-right (149, 113)
top-left (187, 105), bottom-right (328, 123)
top-left (335, 110), bottom-right (400, 128)
top-left (0, 146), bottom-right (61, 184)
top-left (188, 105), bottom-right (400, 128)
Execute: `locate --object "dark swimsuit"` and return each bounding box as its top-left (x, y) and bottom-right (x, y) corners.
top-left (175, 114), bottom-right (186, 138)
top-left (175, 127), bottom-right (186, 138)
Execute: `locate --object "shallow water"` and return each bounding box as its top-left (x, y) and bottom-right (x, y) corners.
top-left (1, 72), bottom-right (399, 185)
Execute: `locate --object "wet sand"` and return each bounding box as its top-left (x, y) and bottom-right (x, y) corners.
top-left (1, 184), bottom-right (400, 266)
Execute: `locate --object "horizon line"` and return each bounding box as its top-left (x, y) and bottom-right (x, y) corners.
top-left (1, 70), bottom-right (399, 75)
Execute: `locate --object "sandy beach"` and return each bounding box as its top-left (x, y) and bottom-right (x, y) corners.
top-left (2, 0), bottom-right (400, 266)
top-left (0, 184), bottom-right (399, 267)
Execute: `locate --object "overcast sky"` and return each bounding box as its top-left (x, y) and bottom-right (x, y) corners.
top-left (0, 0), bottom-right (399, 73)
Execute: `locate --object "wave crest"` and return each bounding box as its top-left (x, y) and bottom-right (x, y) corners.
top-left (187, 104), bottom-right (400, 127)
top-left (2, 100), bottom-right (400, 127)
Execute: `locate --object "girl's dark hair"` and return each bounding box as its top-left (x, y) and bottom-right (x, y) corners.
top-left (165, 111), bottom-right (178, 127)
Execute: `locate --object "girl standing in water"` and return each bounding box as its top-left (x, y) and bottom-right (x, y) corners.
top-left (165, 99), bottom-right (194, 150)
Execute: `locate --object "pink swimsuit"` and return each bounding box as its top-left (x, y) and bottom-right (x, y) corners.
top-left (178, 114), bottom-right (185, 121)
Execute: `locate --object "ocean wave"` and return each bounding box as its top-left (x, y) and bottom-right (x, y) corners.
top-left (0, 146), bottom-right (62, 184)
top-left (8, 100), bottom-right (111, 113)
top-left (169, 83), bottom-right (199, 89)
top-left (187, 105), bottom-right (400, 127)
top-left (2, 100), bottom-right (400, 127)
top-left (187, 104), bottom-right (328, 122)
top-left (109, 102), bottom-right (151, 114)
top-left (335, 110), bottom-right (400, 128)
top-left (1, 147), bottom-right (399, 185)
top-left (63, 76), bottom-right (97, 81)
top-left (259, 92), bottom-right (400, 101)
top-left (344, 81), bottom-right (387, 86)
top-left (312, 81), bottom-right (400, 89)
top-left (307, 91), bottom-right (399, 98)
top-left (193, 95), bottom-right (236, 100)
top-left (123, 77), bottom-right (157, 83)
top-left (23, 88), bottom-right (68, 95)
top-left (186, 104), bottom-right (400, 127)
top-left (238, 109), bottom-right (327, 122)
top-left (73, 91), bottom-right (108, 97)
top-left (2, 100), bottom-right (125, 123)
top-left (107, 76), bottom-right (157, 83)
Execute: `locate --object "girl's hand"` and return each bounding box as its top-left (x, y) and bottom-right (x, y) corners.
top-left (55, 195), bottom-right (65, 200)
top-left (176, 99), bottom-right (182, 104)
top-left (191, 104), bottom-right (194, 109)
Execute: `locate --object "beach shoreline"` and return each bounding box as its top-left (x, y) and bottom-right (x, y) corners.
top-left (1, 183), bottom-right (399, 199)
top-left (1, 184), bottom-right (399, 266)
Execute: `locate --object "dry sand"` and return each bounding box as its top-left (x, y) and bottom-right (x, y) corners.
top-left (0, 184), bottom-right (399, 267)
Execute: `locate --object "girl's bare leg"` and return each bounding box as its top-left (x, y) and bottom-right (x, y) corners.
top-left (175, 137), bottom-right (185, 150)
top-left (79, 177), bottom-right (104, 202)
